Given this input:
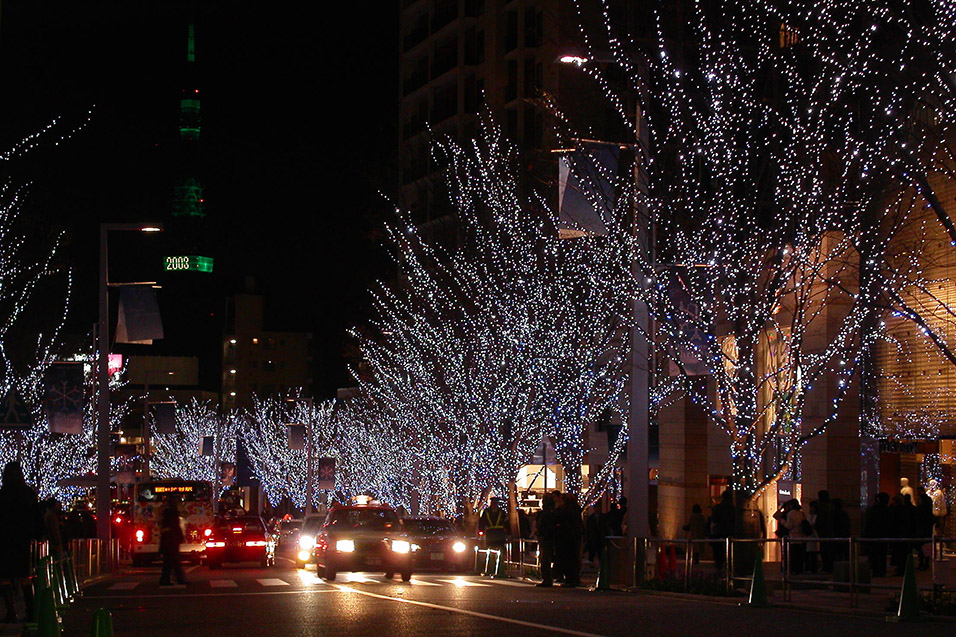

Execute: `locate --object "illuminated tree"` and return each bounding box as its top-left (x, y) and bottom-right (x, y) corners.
top-left (150, 398), bottom-right (236, 487)
top-left (239, 392), bottom-right (335, 510)
top-left (356, 118), bottom-right (633, 513)
top-left (566, 0), bottom-right (956, 502)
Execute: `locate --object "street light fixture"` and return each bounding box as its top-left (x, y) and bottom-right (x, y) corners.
top-left (96, 222), bottom-right (163, 540)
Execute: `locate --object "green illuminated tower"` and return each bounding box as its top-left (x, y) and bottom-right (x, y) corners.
top-left (173, 22), bottom-right (206, 221)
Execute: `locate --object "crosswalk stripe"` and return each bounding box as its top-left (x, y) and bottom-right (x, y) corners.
top-left (437, 578), bottom-right (491, 588)
top-left (256, 578), bottom-right (290, 587)
top-left (107, 582), bottom-right (139, 590)
top-left (485, 579), bottom-right (534, 587)
top-left (210, 580), bottom-right (238, 588)
top-left (408, 578), bottom-right (442, 586)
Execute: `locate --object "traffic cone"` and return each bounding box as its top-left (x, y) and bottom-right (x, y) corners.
top-left (747, 550), bottom-right (768, 607)
top-left (90, 608), bottom-right (114, 637)
top-left (52, 559), bottom-right (69, 607)
top-left (887, 553), bottom-right (921, 622)
top-left (594, 545), bottom-right (611, 591)
top-left (35, 586), bottom-right (61, 637)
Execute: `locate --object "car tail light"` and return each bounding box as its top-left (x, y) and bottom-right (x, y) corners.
top-left (203, 528), bottom-right (213, 537)
top-left (245, 540), bottom-right (267, 547)
top-left (232, 527), bottom-right (243, 533)
top-left (114, 516), bottom-right (123, 524)
top-left (135, 529), bottom-right (145, 543)
top-left (206, 541), bottom-right (225, 548)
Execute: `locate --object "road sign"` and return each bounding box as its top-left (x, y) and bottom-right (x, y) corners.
top-left (0, 388), bottom-right (33, 430)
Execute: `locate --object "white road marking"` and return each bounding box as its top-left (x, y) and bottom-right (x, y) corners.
top-left (84, 589), bottom-right (341, 600)
top-left (209, 580), bottom-right (238, 588)
top-left (331, 583), bottom-right (607, 637)
top-left (256, 578), bottom-right (290, 587)
top-left (107, 582), bottom-right (139, 590)
top-left (485, 578), bottom-right (534, 587)
top-left (437, 577), bottom-right (491, 588)
top-left (408, 578), bottom-right (442, 586)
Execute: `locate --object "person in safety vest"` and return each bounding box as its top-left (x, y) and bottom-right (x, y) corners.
top-left (478, 498), bottom-right (508, 548)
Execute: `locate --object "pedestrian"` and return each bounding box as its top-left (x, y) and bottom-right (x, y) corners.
top-left (555, 493), bottom-right (583, 587)
top-left (915, 487), bottom-right (934, 570)
top-left (709, 489), bottom-right (735, 572)
top-left (158, 502), bottom-right (187, 586)
top-left (812, 490), bottom-right (834, 572)
top-left (583, 505), bottom-right (602, 564)
top-left (831, 498), bottom-right (851, 562)
top-left (41, 498), bottom-right (65, 559)
top-left (863, 492), bottom-right (890, 577)
top-left (804, 501), bottom-right (820, 574)
top-left (534, 493), bottom-right (557, 587)
top-left (888, 494), bottom-right (916, 576)
top-left (774, 498), bottom-right (810, 575)
top-left (682, 504), bottom-right (708, 565)
top-left (478, 498), bottom-right (508, 550)
top-left (0, 461), bottom-right (43, 623)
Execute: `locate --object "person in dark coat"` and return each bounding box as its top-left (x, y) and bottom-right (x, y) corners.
top-left (915, 487), bottom-right (935, 570)
top-left (831, 498), bottom-right (851, 561)
top-left (0, 461), bottom-right (43, 622)
top-left (534, 493), bottom-right (557, 587)
top-left (812, 490), bottom-right (834, 572)
top-left (889, 494), bottom-right (917, 576)
top-left (583, 505), bottom-right (603, 564)
top-left (709, 489), bottom-right (735, 571)
top-left (555, 493), bottom-right (583, 587)
top-left (863, 492), bottom-right (890, 577)
top-left (158, 503), bottom-right (187, 586)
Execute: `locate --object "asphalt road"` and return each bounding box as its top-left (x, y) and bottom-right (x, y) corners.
top-left (59, 556), bottom-right (948, 636)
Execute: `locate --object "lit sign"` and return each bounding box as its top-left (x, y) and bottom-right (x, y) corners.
top-left (108, 354), bottom-right (124, 376)
top-left (154, 485), bottom-right (196, 494)
top-left (163, 255), bottom-right (213, 273)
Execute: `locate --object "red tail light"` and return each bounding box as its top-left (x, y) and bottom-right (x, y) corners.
top-left (204, 528), bottom-right (213, 537)
top-left (135, 529), bottom-right (145, 543)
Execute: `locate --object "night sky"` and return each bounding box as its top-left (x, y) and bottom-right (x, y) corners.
top-left (0, 2), bottom-right (397, 396)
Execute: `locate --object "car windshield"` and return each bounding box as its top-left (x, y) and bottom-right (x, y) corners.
top-left (327, 509), bottom-right (399, 531)
top-left (282, 521), bottom-right (302, 531)
top-left (403, 519), bottom-right (455, 536)
top-left (301, 516), bottom-right (324, 534)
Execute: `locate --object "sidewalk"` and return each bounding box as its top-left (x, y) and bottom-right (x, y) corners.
top-left (512, 557), bottom-right (956, 621)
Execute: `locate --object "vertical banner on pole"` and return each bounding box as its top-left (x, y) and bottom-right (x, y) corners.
top-left (318, 457), bottom-right (335, 490)
top-left (43, 362), bottom-right (85, 434)
top-left (152, 402), bottom-right (177, 435)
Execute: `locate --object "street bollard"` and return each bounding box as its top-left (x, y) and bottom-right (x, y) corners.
top-left (35, 586), bottom-right (61, 637)
top-left (90, 608), bottom-right (115, 637)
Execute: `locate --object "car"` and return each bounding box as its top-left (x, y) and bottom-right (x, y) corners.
top-left (312, 504), bottom-right (413, 582)
top-left (295, 514), bottom-right (326, 567)
top-left (402, 516), bottom-right (472, 572)
top-left (204, 516), bottom-right (275, 569)
top-left (272, 518), bottom-right (303, 554)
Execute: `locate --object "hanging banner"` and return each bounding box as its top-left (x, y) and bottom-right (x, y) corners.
top-left (200, 435), bottom-right (214, 456)
top-left (557, 142), bottom-right (619, 238)
top-left (287, 424), bottom-right (306, 450)
top-left (116, 285), bottom-right (164, 344)
top-left (43, 362), bottom-right (85, 434)
top-left (151, 402), bottom-right (177, 435)
top-left (318, 457), bottom-right (335, 490)
top-left (665, 268), bottom-right (711, 376)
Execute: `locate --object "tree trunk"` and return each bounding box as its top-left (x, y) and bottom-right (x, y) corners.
top-left (508, 478), bottom-right (520, 537)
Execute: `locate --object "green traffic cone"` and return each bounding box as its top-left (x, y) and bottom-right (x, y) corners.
top-left (887, 552), bottom-right (921, 622)
top-left (747, 550), bottom-right (768, 607)
top-left (90, 608), bottom-right (114, 637)
top-left (36, 586), bottom-right (61, 637)
top-left (595, 545), bottom-right (611, 591)
top-left (64, 557), bottom-right (80, 598)
top-left (52, 560), bottom-right (69, 606)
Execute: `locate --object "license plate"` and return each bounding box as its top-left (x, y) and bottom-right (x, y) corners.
top-left (365, 557), bottom-right (381, 565)
top-left (430, 552), bottom-right (444, 561)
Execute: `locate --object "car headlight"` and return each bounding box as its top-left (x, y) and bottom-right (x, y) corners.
top-left (336, 539), bottom-right (355, 553)
top-left (391, 540), bottom-right (411, 554)
top-left (452, 541), bottom-right (467, 553)
top-left (299, 535), bottom-right (315, 551)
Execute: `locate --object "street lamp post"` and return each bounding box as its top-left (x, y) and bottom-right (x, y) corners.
top-left (96, 222), bottom-right (162, 541)
top-left (558, 52), bottom-right (652, 539)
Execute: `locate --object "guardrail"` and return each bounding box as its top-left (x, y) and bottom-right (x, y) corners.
top-left (631, 535), bottom-right (956, 607)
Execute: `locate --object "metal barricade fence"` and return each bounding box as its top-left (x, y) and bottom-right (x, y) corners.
top-left (501, 538), bottom-right (540, 577)
top-left (631, 535), bottom-right (956, 608)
